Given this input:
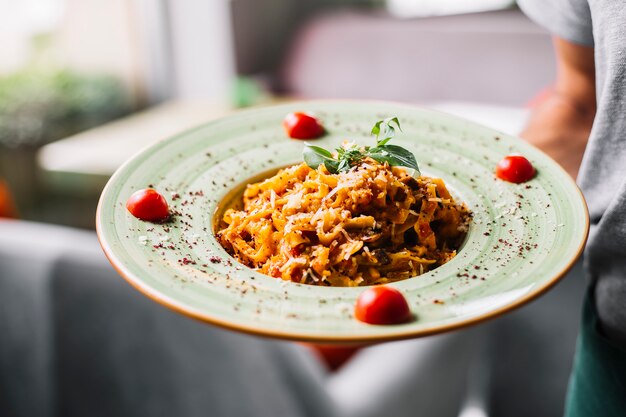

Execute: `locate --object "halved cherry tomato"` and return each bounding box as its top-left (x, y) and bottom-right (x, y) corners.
top-left (495, 155), bottom-right (536, 183)
top-left (283, 112), bottom-right (324, 139)
top-left (126, 188), bottom-right (169, 222)
top-left (355, 286), bottom-right (412, 325)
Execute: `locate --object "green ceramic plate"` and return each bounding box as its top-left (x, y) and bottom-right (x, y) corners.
top-left (97, 100), bottom-right (588, 344)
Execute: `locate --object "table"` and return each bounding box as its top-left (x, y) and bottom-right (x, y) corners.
top-left (37, 100), bottom-right (231, 192)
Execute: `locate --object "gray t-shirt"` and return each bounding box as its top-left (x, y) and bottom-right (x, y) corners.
top-left (518, 0), bottom-right (626, 346)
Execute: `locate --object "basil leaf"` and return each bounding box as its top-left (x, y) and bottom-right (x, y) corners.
top-left (324, 159), bottom-right (340, 174)
top-left (336, 158), bottom-right (352, 173)
top-left (304, 143), bottom-right (332, 157)
top-left (371, 117), bottom-right (401, 146)
top-left (367, 144), bottom-right (420, 174)
top-left (303, 143), bottom-right (335, 170)
top-left (302, 116), bottom-right (418, 176)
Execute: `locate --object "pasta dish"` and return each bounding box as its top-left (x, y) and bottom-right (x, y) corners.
top-left (216, 158), bottom-right (470, 287)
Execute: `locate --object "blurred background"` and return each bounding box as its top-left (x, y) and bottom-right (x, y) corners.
top-left (0, 0), bottom-right (556, 229)
top-left (2, 2), bottom-right (588, 417)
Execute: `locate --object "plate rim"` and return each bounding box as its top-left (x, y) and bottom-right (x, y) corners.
top-left (96, 99), bottom-right (590, 344)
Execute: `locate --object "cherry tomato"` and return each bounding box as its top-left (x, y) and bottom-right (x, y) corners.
top-left (126, 188), bottom-right (169, 222)
top-left (495, 155), bottom-right (536, 183)
top-left (283, 112), bottom-right (324, 139)
top-left (354, 286), bottom-right (412, 325)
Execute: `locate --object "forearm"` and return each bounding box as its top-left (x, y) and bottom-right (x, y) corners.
top-left (552, 36), bottom-right (596, 113)
top-left (520, 37), bottom-right (596, 179)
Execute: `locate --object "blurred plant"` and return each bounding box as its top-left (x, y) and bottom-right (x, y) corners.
top-left (232, 76), bottom-right (269, 108)
top-left (0, 68), bottom-right (132, 148)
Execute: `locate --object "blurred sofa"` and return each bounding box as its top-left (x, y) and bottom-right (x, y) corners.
top-left (275, 9), bottom-right (556, 105)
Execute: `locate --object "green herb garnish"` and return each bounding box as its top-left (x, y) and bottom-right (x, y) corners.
top-left (303, 117), bottom-right (420, 175)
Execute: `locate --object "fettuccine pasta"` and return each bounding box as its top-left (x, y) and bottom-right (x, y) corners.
top-left (217, 159), bottom-right (470, 286)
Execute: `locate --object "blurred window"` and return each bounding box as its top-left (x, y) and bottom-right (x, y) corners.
top-left (0, 0), bottom-right (135, 225)
top-left (0, 0), bottom-right (64, 74)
